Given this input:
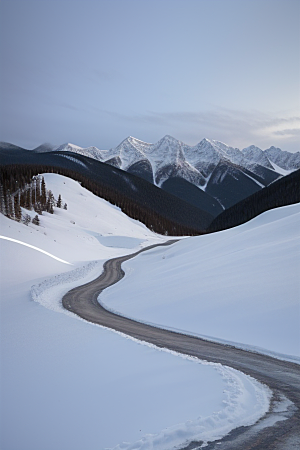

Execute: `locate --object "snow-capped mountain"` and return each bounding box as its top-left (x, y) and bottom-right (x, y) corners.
top-left (242, 145), bottom-right (274, 169)
top-left (114, 136), bottom-right (152, 170)
top-left (54, 143), bottom-right (104, 162)
top-left (51, 137), bottom-right (299, 187)
top-left (39, 136), bottom-right (299, 211)
top-left (142, 135), bottom-right (206, 187)
top-left (265, 146), bottom-right (300, 171)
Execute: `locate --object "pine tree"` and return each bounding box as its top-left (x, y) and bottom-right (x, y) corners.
top-left (25, 189), bottom-right (31, 210)
top-left (57, 194), bottom-right (62, 208)
top-left (32, 177), bottom-right (37, 206)
top-left (0, 183), bottom-right (6, 216)
top-left (41, 177), bottom-right (47, 208)
top-left (36, 176), bottom-right (41, 204)
top-left (6, 191), bottom-right (14, 219)
top-left (46, 190), bottom-right (54, 214)
top-left (63, 203), bottom-right (67, 210)
top-left (14, 195), bottom-right (22, 222)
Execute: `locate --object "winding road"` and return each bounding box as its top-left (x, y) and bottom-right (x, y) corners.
top-left (62, 240), bottom-right (300, 449)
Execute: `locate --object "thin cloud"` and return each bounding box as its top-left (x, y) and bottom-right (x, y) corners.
top-left (131, 109), bottom-right (300, 150)
top-left (273, 128), bottom-right (300, 136)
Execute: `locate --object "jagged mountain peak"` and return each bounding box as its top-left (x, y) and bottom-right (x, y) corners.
top-left (267, 145), bottom-right (281, 152)
top-left (115, 136), bottom-right (152, 153)
top-left (158, 134), bottom-right (182, 144)
top-left (34, 135), bottom-right (297, 191)
top-left (53, 142), bottom-right (104, 162)
top-left (120, 136), bottom-right (152, 146)
top-left (54, 142), bottom-right (82, 151)
top-left (113, 136), bottom-right (152, 170)
top-left (150, 134), bottom-right (186, 164)
top-left (242, 145), bottom-right (274, 170)
top-left (195, 138), bottom-right (223, 154)
top-left (265, 146), bottom-right (300, 171)
top-left (243, 144), bottom-right (263, 152)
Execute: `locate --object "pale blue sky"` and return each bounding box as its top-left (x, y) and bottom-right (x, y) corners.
top-left (1, 0), bottom-right (299, 151)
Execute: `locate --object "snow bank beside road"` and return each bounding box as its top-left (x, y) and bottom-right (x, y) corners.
top-left (0, 173), bottom-right (273, 450)
top-left (101, 203), bottom-right (300, 361)
top-left (109, 352), bottom-right (271, 450)
top-left (31, 260), bottom-right (103, 314)
top-left (1, 237), bottom-right (271, 450)
top-left (28, 245), bottom-right (271, 450)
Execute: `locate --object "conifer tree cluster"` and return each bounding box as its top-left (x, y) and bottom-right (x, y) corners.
top-left (207, 168), bottom-right (300, 233)
top-left (0, 168), bottom-right (66, 226)
top-left (0, 163), bottom-right (201, 235)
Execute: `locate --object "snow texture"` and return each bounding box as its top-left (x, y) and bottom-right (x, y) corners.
top-left (101, 203), bottom-right (300, 363)
top-left (29, 253), bottom-right (271, 450)
top-left (54, 142), bottom-right (104, 161)
top-left (50, 136), bottom-right (300, 191)
top-left (0, 173), bottom-right (273, 450)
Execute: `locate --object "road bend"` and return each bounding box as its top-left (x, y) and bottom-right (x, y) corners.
top-left (62, 240), bottom-right (300, 449)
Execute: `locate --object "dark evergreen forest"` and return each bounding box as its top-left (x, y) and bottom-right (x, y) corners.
top-left (0, 166), bottom-right (66, 226)
top-left (1, 161), bottom-right (299, 236)
top-left (0, 164), bottom-right (202, 236)
top-left (207, 169), bottom-right (300, 233)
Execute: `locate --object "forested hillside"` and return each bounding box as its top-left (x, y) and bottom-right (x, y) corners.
top-left (207, 169), bottom-right (300, 232)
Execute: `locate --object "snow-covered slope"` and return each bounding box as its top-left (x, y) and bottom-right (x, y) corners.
top-left (113, 136), bottom-right (152, 170)
top-left (101, 203), bottom-right (300, 362)
top-left (0, 173), bottom-right (165, 262)
top-left (242, 145), bottom-right (274, 169)
top-left (54, 142), bottom-right (105, 162)
top-left (0, 173), bottom-right (272, 450)
top-left (143, 135), bottom-right (206, 187)
top-left (265, 146), bottom-right (300, 171)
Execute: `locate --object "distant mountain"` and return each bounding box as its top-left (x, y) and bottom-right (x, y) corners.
top-left (207, 168), bottom-right (300, 233)
top-left (242, 145), bottom-right (274, 169)
top-left (33, 143), bottom-right (56, 153)
top-left (265, 146), bottom-right (300, 171)
top-left (0, 147), bottom-right (214, 235)
top-left (54, 143), bottom-right (104, 162)
top-left (49, 136), bottom-right (300, 183)
top-left (2, 136), bottom-right (299, 215)
top-left (0, 142), bottom-right (28, 153)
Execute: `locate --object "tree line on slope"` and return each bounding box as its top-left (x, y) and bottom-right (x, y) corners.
top-left (0, 166), bottom-right (66, 226)
top-left (0, 164), bottom-right (201, 236)
top-left (2, 163), bottom-right (298, 236)
top-left (207, 169), bottom-right (300, 233)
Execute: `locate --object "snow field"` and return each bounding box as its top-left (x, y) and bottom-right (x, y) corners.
top-left (0, 238), bottom-right (271, 450)
top-left (100, 203), bottom-right (300, 362)
top-left (0, 173), bottom-right (273, 449)
top-left (0, 173), bottom-right (166, 264)
top-left (27, 251), bottom-right (271, 449)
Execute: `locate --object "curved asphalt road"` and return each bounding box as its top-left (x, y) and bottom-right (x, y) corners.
top-left (62, 240), bottom-right (300, 449)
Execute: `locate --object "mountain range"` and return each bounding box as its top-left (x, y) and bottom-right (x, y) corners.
top-left (50, 136), bottom-right (300, 173)
top-left (0, 136), bottom-right (300, 235)
top-left (1, 136), bottom-right (299, 234)
top-left (33, 135), bottom-right (300, 211)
